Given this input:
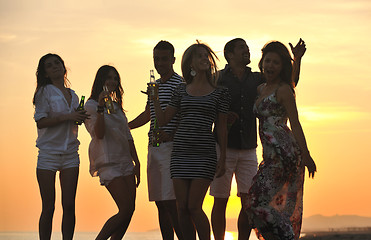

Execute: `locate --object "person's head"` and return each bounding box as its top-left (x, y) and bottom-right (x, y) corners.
top-left (259, 41), bottom-right (294, 88)
top-left (90, 65), bottom-right (124, 109)
top-left (224, 38), bottom-right (250, 65)
top-left (181, 41), bottom-right (218, 86)
top-left (33, 53), bottom-right (68, 104)
top-left (153, 41), bottom-right (175, 77)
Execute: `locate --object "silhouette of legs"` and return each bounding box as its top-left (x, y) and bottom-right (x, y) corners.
top-left (238, 193), bottom-right (251, 240)
top-left (173, 178), bottom-right (211, 240)
top-left (95, 175), bottom-right (136, 240)
top-left (59, 167), bottom-right (79, 240)
top-left (211, 197), bottom-right (228, 240)
top-left (37, 169), bottom-right (56, 240)
top-left (156, 200), bottom-right (184, 240)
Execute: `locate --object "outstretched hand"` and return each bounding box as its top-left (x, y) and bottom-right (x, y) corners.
top-left (303, 155), bottom-right (316, 178)
top-left (289, 38), bottom-right (306, 60)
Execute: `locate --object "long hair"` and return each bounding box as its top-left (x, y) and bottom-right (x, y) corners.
top-left (259, 41), bottom-right (294, 89)
top-left (181, 41), bottom-right (218, 86)
top-left (89, 65), bottom-right (124, 110)
top-left (33, 53), bottom-right (68, 105)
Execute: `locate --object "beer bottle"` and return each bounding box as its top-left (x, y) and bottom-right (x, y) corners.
top-left (103, 85), bottom-right (115, 114)
top-left (149, 70), bottom-right (158, 99)
top-left (152, 118), bottom-right (160, 147)
top-left (75, 95), bottom-right (85, 125)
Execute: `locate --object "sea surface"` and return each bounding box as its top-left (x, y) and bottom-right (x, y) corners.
top-left (0, 232), bottom-right (163, 240)
top-left (0, 231), bottom-right (251, 240)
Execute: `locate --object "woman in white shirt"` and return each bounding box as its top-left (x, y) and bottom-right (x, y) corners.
top-left (84, 65), bottom-right (140, 240)
top-left (33, 53), bottom-right (88, 240)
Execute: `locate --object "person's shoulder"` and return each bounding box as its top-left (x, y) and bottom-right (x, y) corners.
top-left (43, 84), bottom-right (56, 92)
top-left (216, 86), bottom-right (230, 97)
top-left (35, 84), bottom-right (54, 98)
top-left (171, 72), bottom-right (184, 83)
top-left (277, 83), bottom-right (295, 99)
top-left (85, 98), bottom-right (98, 107)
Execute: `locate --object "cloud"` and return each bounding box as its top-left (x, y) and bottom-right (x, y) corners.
top-left (300, 105), bottom-right (371, 123)
top-left (0, 34), bottom-right (16, 43)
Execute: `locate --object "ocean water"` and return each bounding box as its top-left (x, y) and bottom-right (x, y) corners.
top-left (0, 231), bottom-right (252, 240)
top-left (0, 232), bottom-right (162, 240)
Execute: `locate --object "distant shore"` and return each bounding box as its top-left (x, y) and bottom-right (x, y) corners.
top-left (301, 227), bottom-right (371, 239)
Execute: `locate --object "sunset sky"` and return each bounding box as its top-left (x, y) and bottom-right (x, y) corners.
top-left (0, 0), bottom-right (370, 233)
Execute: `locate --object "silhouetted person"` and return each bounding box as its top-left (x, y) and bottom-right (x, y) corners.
top-left (245, 40), bottom-right (316, 240)
top-left (150, 41), bottom-right (230, 240)
top-left (129, 41), bottom-right (183, 240)
top-left (210, 38), bottom-right (306, 240)
top-left (33, 53), bottom-right (88, 240)
top-left (84, 65), bottom-right (140, 240)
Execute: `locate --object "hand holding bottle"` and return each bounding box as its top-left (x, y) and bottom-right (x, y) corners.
top-left (75, 96), bottom-right (86, 125)
top-left (98, 86), bottom-right (115, 114)
top-left (148, 69), bottom-right (159, 101)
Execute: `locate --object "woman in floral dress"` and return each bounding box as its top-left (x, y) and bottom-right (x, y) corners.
top-left (245, 41), bottom-right (316, 240)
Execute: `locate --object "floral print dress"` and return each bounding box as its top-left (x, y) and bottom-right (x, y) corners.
top-left (245, 89), bottom-right (305, 240)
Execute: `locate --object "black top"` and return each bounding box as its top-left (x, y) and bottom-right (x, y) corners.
top-left (216, 65), bottom-right (263, 150)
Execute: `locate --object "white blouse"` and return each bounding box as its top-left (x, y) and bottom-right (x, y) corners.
top-left (34, 84), bottom-right (80, 154)
top-left (84, 99), bottom-right (134, 177)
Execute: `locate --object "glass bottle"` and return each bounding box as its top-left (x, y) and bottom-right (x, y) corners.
top-left (75, 95), bottom-right (85, 125)
top-left (152, 118), bottom-right (160, 147)
top-left (103, 85), bottom-right (115, 114)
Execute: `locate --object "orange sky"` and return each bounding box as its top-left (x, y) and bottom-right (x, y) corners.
top-left (0, 0), bottom-right (371, 233)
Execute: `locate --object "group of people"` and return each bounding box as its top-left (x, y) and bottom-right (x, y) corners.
top-left (33, 38), bottom-right (316, 240)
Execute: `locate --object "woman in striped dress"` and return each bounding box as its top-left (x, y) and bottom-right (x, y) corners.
top-left (150, 42), bottom-right (230, 240)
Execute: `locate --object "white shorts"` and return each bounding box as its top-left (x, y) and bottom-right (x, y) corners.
top-left (37, 150), bottom-right (79, 172)
top-left (210, 146), bottom-right (258, 198)
top-left (147, 142), bottom-right (176, 201)
top-left (98, 162), bottom-right (134, 186)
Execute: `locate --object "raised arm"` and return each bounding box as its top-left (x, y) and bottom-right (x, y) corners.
top-left (289, 38), bottom-right (306, 86)
top-left (278, 85), bottom-right (316, 178)
top-left (149, 84), bottom-right (177, 127)
top-left (152, 99), bottom-right (177, 127)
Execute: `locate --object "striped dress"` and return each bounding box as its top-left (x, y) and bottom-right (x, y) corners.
top-left (168, 83), bottom-right (230, 180)
top-left (148, 73), bottom-right (183, 145)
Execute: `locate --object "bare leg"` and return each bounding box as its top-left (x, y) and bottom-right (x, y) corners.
top-left (238, 193), bottom-right (251, 240)
top-left (187, 179), bottom-right (212, 240)
top-left (37, 169), bottom-right (56, 240)
top-left (156, 201), bottom-right (174, 240)
top-left (173, 179), bottom-right (196, 240)
top-left (211, 197), bottom-right (228, 240)
top-left (59, 167), bottom-right (79, 240)
top-left (156, 200), bottom-right (184, 240)
top-left (96, 175), bottom-right (136, 240)
top-left (163, 200), bottom-right (184, 240)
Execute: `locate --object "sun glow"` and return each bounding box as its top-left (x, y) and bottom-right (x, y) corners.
top-left (212, 231), bottom-right (237, 240)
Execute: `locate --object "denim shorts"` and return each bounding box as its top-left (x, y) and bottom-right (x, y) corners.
top-left (37, 150), bottom-right (80, 172)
